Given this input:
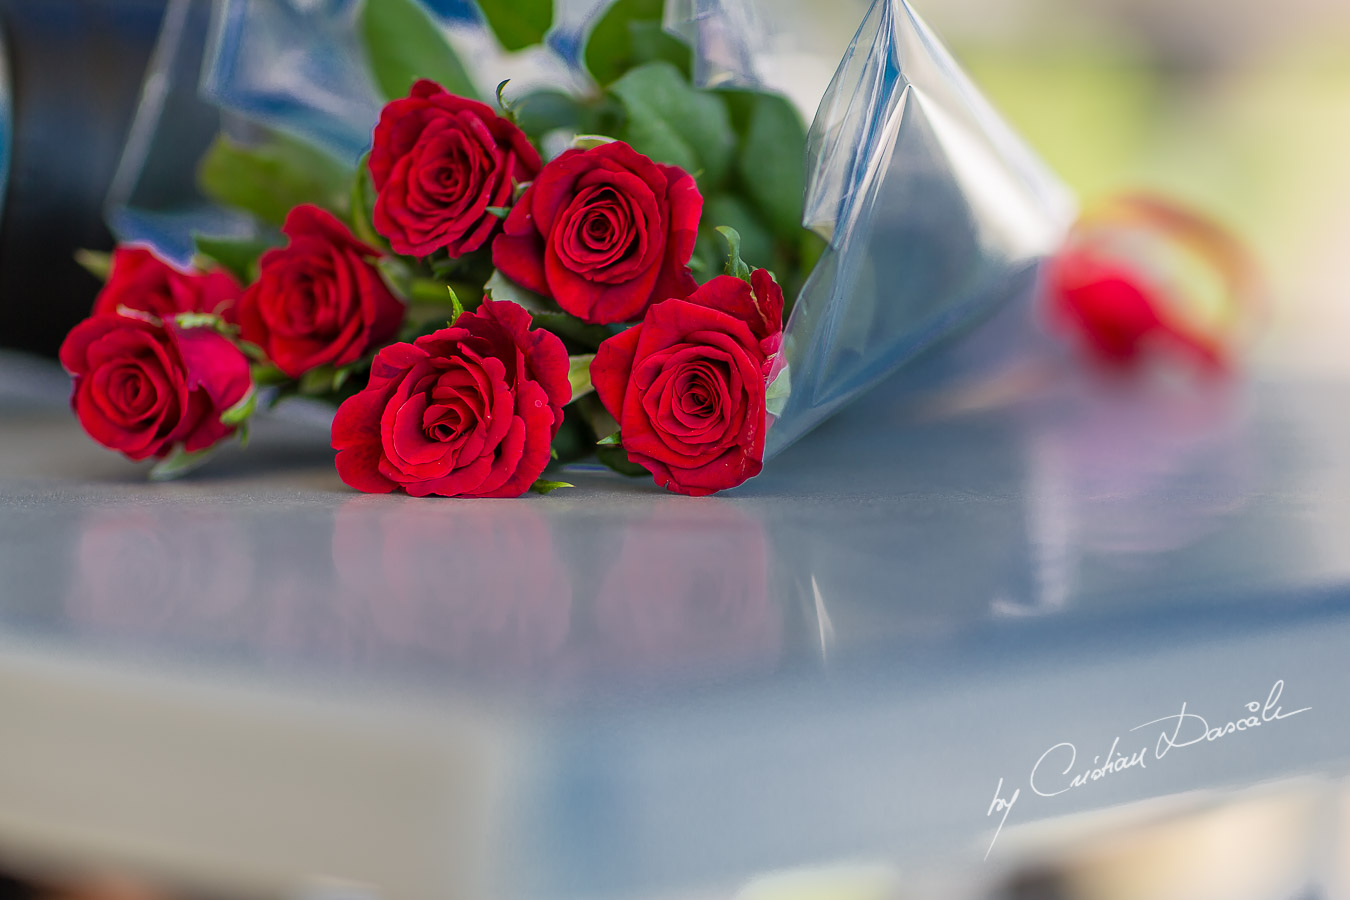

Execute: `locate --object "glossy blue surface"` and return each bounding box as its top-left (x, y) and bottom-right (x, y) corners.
top-left (2, 336), bottom-right (1349, 897)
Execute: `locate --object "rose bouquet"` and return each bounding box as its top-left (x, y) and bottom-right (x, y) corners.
top-left (64, 0), bottom-right (1253, 497)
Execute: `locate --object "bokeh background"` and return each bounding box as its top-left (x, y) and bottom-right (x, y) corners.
top-left (769, 0), bottom-right (1350, 375)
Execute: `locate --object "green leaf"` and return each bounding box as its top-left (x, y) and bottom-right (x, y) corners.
top-left (584, 0), bottom-right (691, 87)
top-left (148, 445), bottom-right (217, 482)
top-left (447, 286), bottom-right (466, 323)
top-left (567, 353), bottom-right (596, 402)
top-left (251, 361), bottom-right (290, 387)
top-left (531, 312), bottom-right (615, 350)
top-left (702, 193), bottom-right (774, 270)
top-left (298, 365), bottom-right (353, 396)
top-left (571, 134), bottom-right (617, 150)
top-left (513, 90), bottom-right (594, 141)
top-left (408, 277), bottom-right (457, 305)
top-left (238, 341), bottom-right (269, 363)
top-left (349, 154), bottom-right (385, 250)
top-left (193, 233), bottom-right (279, 283)
top-left (485, 205), bottom-right (510, 219)
top-left (729, 91), bottom-right (808, 240)
top-left (608, 62), bottom-right (735, 188)
top-left (597, 430), bottom-right (622, 446)
top-left (173, 312), bottom-right (230, 333)
top-left (197, 134), bottom-right (353, 227)
top-left (361, 0), bottom-right (478, 101)
top-left (477, 0), bottom-right (552, 52)
top-left (596, 443), bottom-right (648, 477)
top-left (765, 363), bottom-right (791, 418)
top-left (74, 249), bottom-right (112, 281)
top-left (530, 479), bottom-right (574, 495)
top-left (484, 269), bottom-right (556, 314)
top-left (219, 390), bottom-right (258, 427)
top-left (716, 226), bottom-right (752, 281)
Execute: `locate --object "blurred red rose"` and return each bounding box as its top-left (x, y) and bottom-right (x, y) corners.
top-left (93, 246), bottom-right (242, 324)
top-left (492, 141), bottom-right (701, 325)
top-left (369, 79), bottom-right (541, 258)
top-left (331, 299), bottom-right (570, 498)
top-left (237, 205), bottom-right (404, 379)
top-left (332, 498), bottom-right (573, 676)
top-left (59, 313), bottom-right (250, 461)
top-left (591, 269), bottom-right (783, 496)
top-left (592, 502), bottom-right (779, 680)
top-left (1047, 243), bottom-right (1225, 372)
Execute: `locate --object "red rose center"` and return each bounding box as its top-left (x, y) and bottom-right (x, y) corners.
top-left (418, 129), bottom-right (492, 210)
top-left (672, 361), bottom-right (729, 426)
top-left (562, 186), bottom-right (637, 273)
top-left (109, 363), bottom-right (159, 419)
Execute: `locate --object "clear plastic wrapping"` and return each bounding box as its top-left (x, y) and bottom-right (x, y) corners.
top-left (767, 0), bottom-right (1075, 454)
top-left (109, 0), bottom-right (1075, 460)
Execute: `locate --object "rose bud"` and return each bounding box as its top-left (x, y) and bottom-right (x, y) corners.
top-left (591, 269), bottom-right (784, 496)
top-left (492, 140), bottom-right (701, 325)
top-left (93, 246), bottom-right (243, 323)
top-left (331, 299), bottom-right (570, 498)
top-left (369, 79), bottom-right (541, 258)
top-left (237, 204), bottom-right (405, 379)
top-left (59, 313), bottom-right (251, 461)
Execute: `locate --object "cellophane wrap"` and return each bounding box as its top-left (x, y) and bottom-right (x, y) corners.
top-left (110, 0), bottom-right (1075, 458)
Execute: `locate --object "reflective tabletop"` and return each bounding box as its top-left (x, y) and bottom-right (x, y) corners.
top-left (1, 333), bottom-right (1349, 899)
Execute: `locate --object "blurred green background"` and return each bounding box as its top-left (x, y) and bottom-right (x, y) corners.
top-left (777, 0), bottom-right (1350, 372)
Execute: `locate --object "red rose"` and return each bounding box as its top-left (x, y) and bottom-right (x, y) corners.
top-left (237, 205), bottom-right (404, 379)
top-left (492, 141), bottom-right (701, 325)
top-left (331, 299), bottom-right (570, 498)
top-left (1047, 245), bottom-right (1224, 372)
top-left (93, 246), bottom-right (243, 323)
top-left (591, 269), bottom-right (783, 496)
top-left (369, 79), bottom-right (541, 258)
top-left (59, 313), bottom-right (251, 461)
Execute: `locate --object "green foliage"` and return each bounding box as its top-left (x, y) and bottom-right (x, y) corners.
top-left (584, 0), bottom-right (691, 86)
top-left (549, 414), bottom-right (590, 464)
top-left (361, 0), bottom-right (478, 101)
top-left (193, 233), bottom-right (280, 283)
top-left (567, 353), bottom-right (596, 402)
top-left (197, 134), bottom-right (353, 227)
top-left (349, 154), bottom-right (385, 250)
top-left (530, 479), bottom-right (574, 494)
top-left (74, 249), bottom-right (112, 282)
top-left (447, 286), bottom-right (466, 323)
top-left (596, 442), bottom-right (648, 477)
top-left (530, 313), bottom-right (616, 351)
top-left (703, 194), bottom-right (773, 271)
top-left (476, 0), bottom-right (552, 51)
top-left (723, 90), bottom-right (808, 240)
top-left (298, 364), bottom-right (359, 396)
top-left (484, 269), bottom-right (555, 314)
top-left (250, 362), bottom-right (290, 387)
top-left (148, 445), bottom-right (218, 481)
top-left (715, 226), bottom-right (752, 281)
top-left (219, 390), bottom-right (258, 427)
top-left (512, 89), bottom-right (591, 140)
top-left (608, 62), bottom-right (735, 188)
